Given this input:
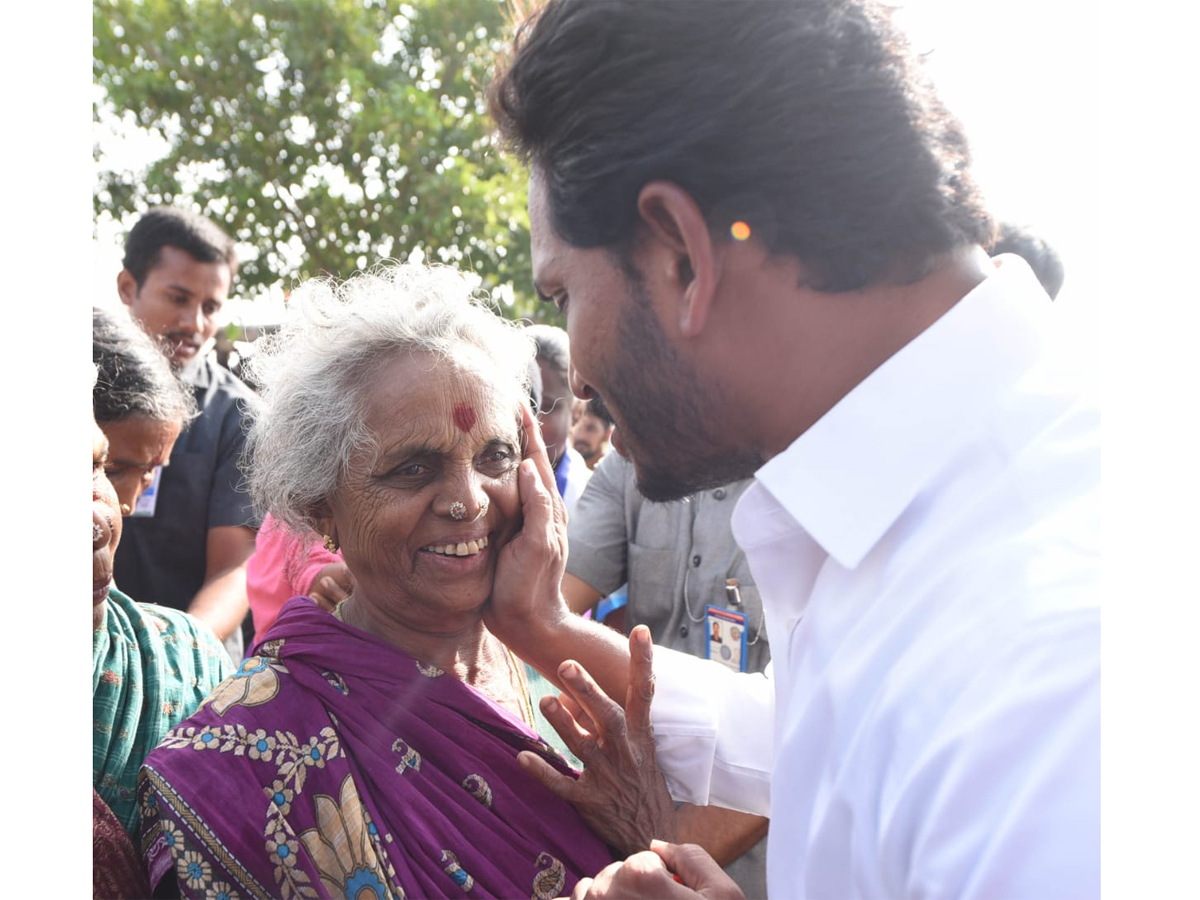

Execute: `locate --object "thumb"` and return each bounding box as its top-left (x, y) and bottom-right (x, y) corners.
top-left (650, 841), bottom-right (737, 894)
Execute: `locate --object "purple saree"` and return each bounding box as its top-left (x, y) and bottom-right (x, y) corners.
top-left (139, 597), bottom-right (614, 899)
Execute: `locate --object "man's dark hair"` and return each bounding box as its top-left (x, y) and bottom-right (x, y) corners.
top-left (122, 206), bottom-right (238, 290)
top-left (989, 222), bottom-right (1065, 300)
top-left (586, 394), bottom-right (615, 427)
top-left (490, 0), bottom-right (994, 291)
top-left (93, 306), bottom-right (197, 426)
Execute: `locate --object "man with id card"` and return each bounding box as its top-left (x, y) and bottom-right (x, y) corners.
top-left (563, 450), bottom-right (768, 897)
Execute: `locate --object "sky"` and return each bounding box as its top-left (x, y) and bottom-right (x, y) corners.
top-left (91, 0), bottom-right (1105, 346)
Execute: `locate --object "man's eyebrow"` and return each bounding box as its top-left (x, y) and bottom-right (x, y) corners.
top-left (165, 283), bottom-right (197, 297)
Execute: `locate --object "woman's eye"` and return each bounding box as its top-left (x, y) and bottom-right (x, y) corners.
top-left (479, 447), bottom-right (516, 470)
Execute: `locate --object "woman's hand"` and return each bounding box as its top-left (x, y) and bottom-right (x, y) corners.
top-left (485, 403), bottom-right (572, 651)
top-left (308, 562), bottom-right (353, 612)
top-left (518, 627), bottom-right (679, 856)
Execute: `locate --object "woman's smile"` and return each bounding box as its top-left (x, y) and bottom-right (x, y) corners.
top-left (319, 347), bottom-right (524, 636)
top-left (421, 534), bottom-right (490, 557)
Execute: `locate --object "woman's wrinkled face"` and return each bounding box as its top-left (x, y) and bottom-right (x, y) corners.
top-left (101, 414), bottom-right (182, 512)
top-left (93, 419), bottom-right (123, 620)
top-left (321, 350), bottom-right (524, 631)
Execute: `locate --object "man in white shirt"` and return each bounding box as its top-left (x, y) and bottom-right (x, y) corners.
top-left (484, 2), bottom-right (1098, 898)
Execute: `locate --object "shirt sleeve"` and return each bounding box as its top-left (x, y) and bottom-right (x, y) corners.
top-left (650, 645), bottom-right (775, 817)
top-left (565, 453), bottom-right (633, 595)
top-left (206, 385), bottom-right (260, 531)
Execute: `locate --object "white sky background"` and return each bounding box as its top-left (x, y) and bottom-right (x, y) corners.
top-left (92, 0), bottom-right (1106, 342)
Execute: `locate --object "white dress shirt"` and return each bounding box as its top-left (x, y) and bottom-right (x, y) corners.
top-left (650, 256), bottom-right (1099, 899)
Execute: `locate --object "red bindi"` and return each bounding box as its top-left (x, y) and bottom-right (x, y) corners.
top-left (452, 403), bottom-right (477, 433)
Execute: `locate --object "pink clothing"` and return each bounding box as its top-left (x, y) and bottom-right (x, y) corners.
top-left (246, 513), bottom-right (340, 644)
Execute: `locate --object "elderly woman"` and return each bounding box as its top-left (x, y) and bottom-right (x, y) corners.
top-left (93, 354), bottom-right (231, 898)
top-left (138, 265), bottom-right (615, 899)
top-left (93, 306), bottom-right (196, 515)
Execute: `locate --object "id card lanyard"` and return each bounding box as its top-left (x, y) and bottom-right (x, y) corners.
top-left (684, 558), bottom-right (762, 673)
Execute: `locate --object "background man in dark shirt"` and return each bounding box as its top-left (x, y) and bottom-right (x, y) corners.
top-left (115, 207), bottom-right (259, 658)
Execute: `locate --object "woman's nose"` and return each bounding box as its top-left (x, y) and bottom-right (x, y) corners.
top-left (441, 471), bottom-right (490, 522)
top-left (93, 507), bottom-right (112, 551)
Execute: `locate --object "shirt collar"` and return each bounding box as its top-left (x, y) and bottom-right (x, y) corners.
top-left (178, 353), bottom-right (215, 389)
top-left (751, 256), bottom-right (1051, 569)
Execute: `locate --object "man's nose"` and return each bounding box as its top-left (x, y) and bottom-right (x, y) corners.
top-left (568, 362), bottom-right (594, 400)
top-left (178, 303), bottom-right (204, 334)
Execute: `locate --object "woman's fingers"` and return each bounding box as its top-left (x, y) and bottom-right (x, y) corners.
top-left (557, 689), bottom-right (598, 736)
top-left (624, 626), bottom-right (656, 744)
top-left (557, 660), bottom-right (633, 762)
top-left (517, 749), bottom-right (580, 803)
top-left (538, 694), bottom-right (599, 763)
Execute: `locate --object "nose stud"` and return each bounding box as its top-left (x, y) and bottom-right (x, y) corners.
top-left (449, 501), bottom-right (467, 521)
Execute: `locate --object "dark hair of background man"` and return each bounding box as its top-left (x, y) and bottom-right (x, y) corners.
top-left (122, 205), bottom-right (239, 290)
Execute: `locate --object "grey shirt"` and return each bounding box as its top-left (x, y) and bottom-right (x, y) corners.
top-left (566, 451), bottom-right (770, 898)
top-left (115, 355), bottom-right (260, 612)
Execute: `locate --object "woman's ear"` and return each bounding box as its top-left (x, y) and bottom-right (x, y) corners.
top-left (636, 181), bottom-right (720, 338)
top-left (308, 501), bottom-right (338, 547)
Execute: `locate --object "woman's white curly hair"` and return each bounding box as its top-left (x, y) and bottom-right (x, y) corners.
top-left (244, 263), bottom-right (535, 535)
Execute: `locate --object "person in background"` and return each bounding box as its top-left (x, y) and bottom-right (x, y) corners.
top-left (93, 363), bottom-right (231, 898)
top-left (485, 1), bottom-right (1099, 897)
top-left (525, 323), bottom-right (590, 513)
top-left (245, 513), bottom-right (353, 644)
top-left (115, 206), bottom-right (260, 662)
top-left (572, 394), bottom-right (615, 471)
top-left (93, 306), bottom-right (196, 516)
top-left (563, 449), bottom-right (769, 897)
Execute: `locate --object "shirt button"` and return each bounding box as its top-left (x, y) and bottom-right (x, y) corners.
top-left (713, 488), bottom-right (726, 500)
top-left (692, 555), bottom-right (701, 567)
top-left (679, 624), bottom-right (689, 638)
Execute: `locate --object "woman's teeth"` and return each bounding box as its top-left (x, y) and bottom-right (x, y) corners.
top-left (424, 535), bottom-right (489, 557)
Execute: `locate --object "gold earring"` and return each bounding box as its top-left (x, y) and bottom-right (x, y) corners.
top-left (120, 503), bottom-right (132, 515)
top-left (323, 534), bottom-right (339, 553)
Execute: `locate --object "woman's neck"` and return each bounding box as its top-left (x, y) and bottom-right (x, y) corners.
top-left (338, 594), bottom-right (531, 724)
top-left (338, 594), bottom-right (496, 683)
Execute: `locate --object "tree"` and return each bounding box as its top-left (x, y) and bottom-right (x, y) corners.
top-left (93, 0), bottom-right (558, 322)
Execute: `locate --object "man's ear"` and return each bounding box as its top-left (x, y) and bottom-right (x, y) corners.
top-left (117, 269), bottom-right (138, 307)
top-left (636, 181), bottom-right (719, 338)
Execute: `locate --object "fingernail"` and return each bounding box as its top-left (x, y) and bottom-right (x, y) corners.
top-left (562, 661), bottom-right (579, 679)
top-left (543, 696), bottom-right (559, 714)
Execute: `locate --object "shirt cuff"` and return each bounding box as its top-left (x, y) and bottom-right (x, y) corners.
top-left (651, 646), bottom-right (774, 816)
